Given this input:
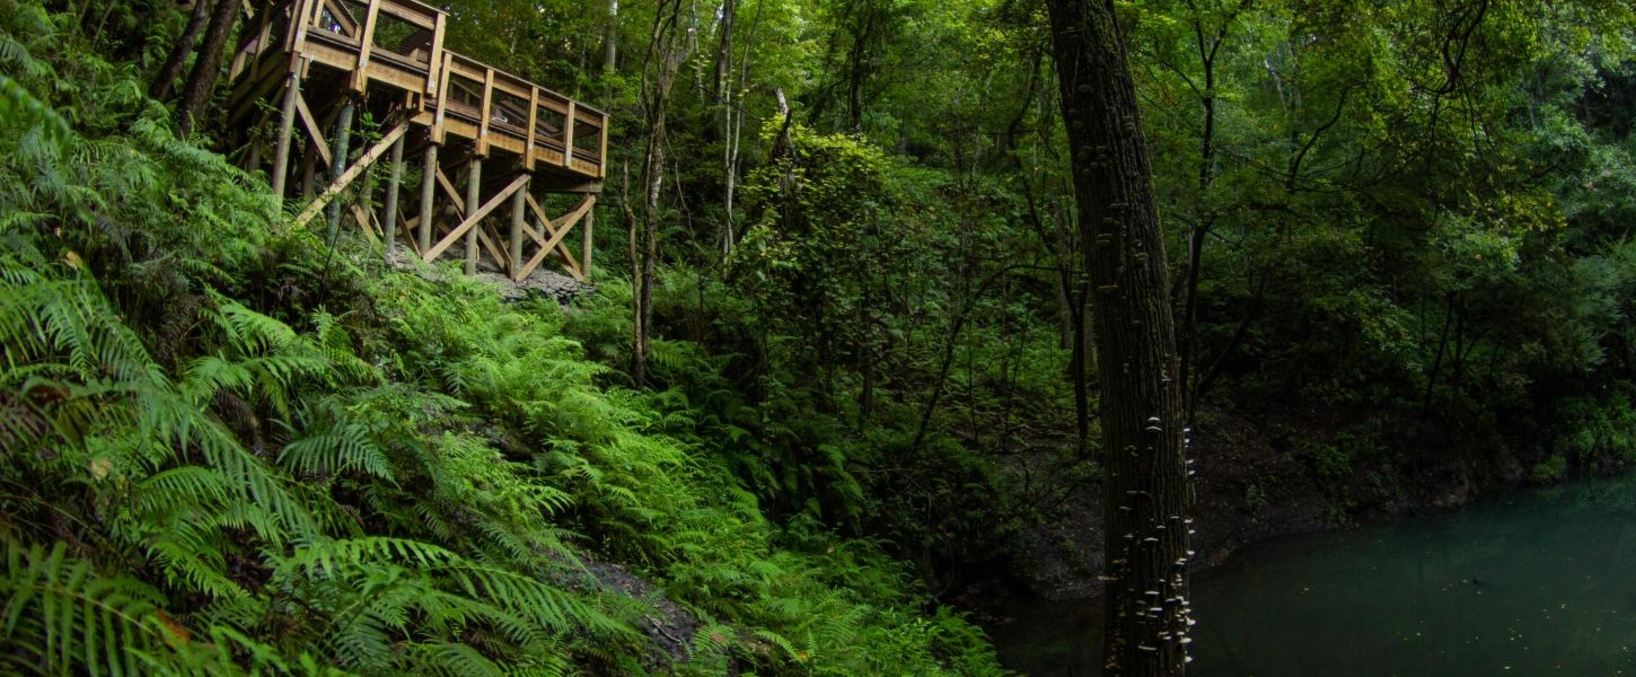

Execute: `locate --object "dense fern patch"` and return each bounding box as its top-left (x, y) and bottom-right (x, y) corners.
top-left (0, 1), bottom-right (1008, 674)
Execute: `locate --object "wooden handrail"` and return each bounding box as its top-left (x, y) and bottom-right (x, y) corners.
top-left (236, 0), bottom-right (608, 178)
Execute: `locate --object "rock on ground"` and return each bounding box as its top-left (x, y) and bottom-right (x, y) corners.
top-left (386, 241), bottom-right (592, 304)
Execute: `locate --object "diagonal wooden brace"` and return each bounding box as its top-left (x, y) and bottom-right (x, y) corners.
top-left (517, 194), bottom-right (595, 281)
top-left (436, 166), bottom-right (466, 212)
top-left (294, 89), bottom-right (332, 167)
top-left (292, 121), bottom-right (410, 227)
top-left (524, 193), bottom-right (589, 274)
top-left (422, 174), bottom-right (531, 262)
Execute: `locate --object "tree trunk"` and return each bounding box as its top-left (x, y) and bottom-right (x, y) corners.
top-left (630, 0), bottom-right (692, 387)
top-left (603, 0), bottom-right (619, 75)
top-left (711, 0), bottom-right (735, 105)
top-left (625, 164), bottom-right (647, 385)
top-left (1044, 0), bottom-right (1195, 673)
top-left (1177, 0), bottom-right (1245, 421)
top-left (844, 2), bottom-right (874, 132)
top-left (151, 0), bottom-right (212, 102)
top-left (177, 0), bottom-right (240, 135)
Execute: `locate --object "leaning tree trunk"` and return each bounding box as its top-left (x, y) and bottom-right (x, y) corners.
top-left (1044, 0), bottom-right (1196, 674)
top-left (177, 0), bottom-right (239, 135)
top-left (151, 0), bottom-right (212, 102)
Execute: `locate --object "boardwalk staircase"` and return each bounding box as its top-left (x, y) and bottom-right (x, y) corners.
top-left (226, 0), bottom-right (606, 281)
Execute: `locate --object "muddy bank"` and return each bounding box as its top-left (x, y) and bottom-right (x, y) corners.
top-left (992, 407), bottom-right (1524, 603)
top-left (999, 411), bottom-right (1328, 601)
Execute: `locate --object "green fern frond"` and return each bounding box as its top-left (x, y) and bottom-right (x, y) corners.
top-left (279, 537), bottom-right (459, 580)
top-left (177, 355), bottom-right (254, 406)
top-left (0, 74), bottom-right (69, 154)
top-left (0, 542), bottom-right (181, 676)
top-left (279, 417), bottom-right (395, 484)
top-left (414, 641), bottom-right (508, 677)
top-left (310, 311), bottom-right (378, 385)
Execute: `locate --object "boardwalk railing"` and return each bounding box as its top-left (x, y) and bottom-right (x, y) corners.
top-left (229, 0), bottom-right (606, 182)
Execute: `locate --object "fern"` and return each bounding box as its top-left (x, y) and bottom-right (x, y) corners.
top-left (279, 399), bottom-right (395, 484)
top-left (0, 541), bottom-right (307, 676)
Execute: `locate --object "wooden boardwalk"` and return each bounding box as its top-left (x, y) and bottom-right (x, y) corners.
top-left (227, 0), bottom-right (606, 281)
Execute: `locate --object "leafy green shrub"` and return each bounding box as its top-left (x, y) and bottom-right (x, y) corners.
top-left (1531, 454), bottom-right (1568, 484)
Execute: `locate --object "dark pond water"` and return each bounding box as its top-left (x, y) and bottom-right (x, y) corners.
top-left (990, 478), bottom-right (1636, 675)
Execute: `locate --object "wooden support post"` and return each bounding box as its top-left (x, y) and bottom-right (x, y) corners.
top-left (563, 101), bottom-right (576, 169)
top-left (477, 68), bottom-right (495, 157)
top-left (464, 157), bottom-right (482, 274)
top-left (524, 87), bottom-right (539, 171)
top-left (426, 13), bottom-right (446, 100)
top-left (382, 131), bottom-right (406, 262)
top-left (244, 130), bottom-right (263, 174)
top-left (582, 207), bottom-right (594, 280)
top-left (325, 99), bottom-right (356, 243)
top-left (418, 143), bottom-right (438, 253)
top-left (509, 175), bottom-right (530, 276)
top-left (599, 113), bottom-right (609, 178)
top-left (351, 0), bottom-right (381, 92)
top-left (301, 141), bottom-right (317, 199)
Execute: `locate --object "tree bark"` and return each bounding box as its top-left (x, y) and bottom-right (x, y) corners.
top-left (177, 0), bottom-right (240, 135)
top-left (1044, 0), bottom-right (1195, 673)
top-left (603, 0), bottom-right (619, 75)
top-left (630, 0), bottom-right (692, 387)
top-left (844, 1), bottom-right (875, 132)
top-left (151, 0), bottom-right (212, 102)
top-left (711, 0), bottom-right (736, 105)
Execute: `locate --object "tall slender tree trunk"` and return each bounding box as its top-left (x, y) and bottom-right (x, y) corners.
top-left (630, 0), bottom-right (693, 387)
top-left (151, 0), bottom-right (212, 102)
top-left (1178, 0), bottom-right (1247, 420)
top-left (721, 0), bottom-right (764, 257)
top-left (711, 0), bottom-right (735, 105)
top-left (844, 3), bottom-right (874, 132)
top-left (603, 0), bottom-right (619, 75)
top-left (1044, 0), bottom-right (1195, 673)
top-left (1178, 56), bottom-right (1216, 420)
top-left (177, 0), bottom-right (240, 135)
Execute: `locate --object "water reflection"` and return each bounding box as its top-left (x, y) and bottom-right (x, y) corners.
top-left (991, 478), bottom-right (1636, 675)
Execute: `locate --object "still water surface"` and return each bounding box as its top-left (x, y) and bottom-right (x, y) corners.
top-left (991, 478), bottom-right (1636, 675)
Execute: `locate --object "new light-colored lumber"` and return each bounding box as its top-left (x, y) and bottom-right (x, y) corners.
top-left (295, 90), bottom-right (333, 167)
top-left (523, 192), bottom-right (586, 275)
top-left (293, 120), bottom-right (410, 226)
top-left (350, 0), bottom-right (381, 91)
top-left (422, 173), bottom-right (529, 262)
top-left (517, 194), bottom-right (593, 280)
